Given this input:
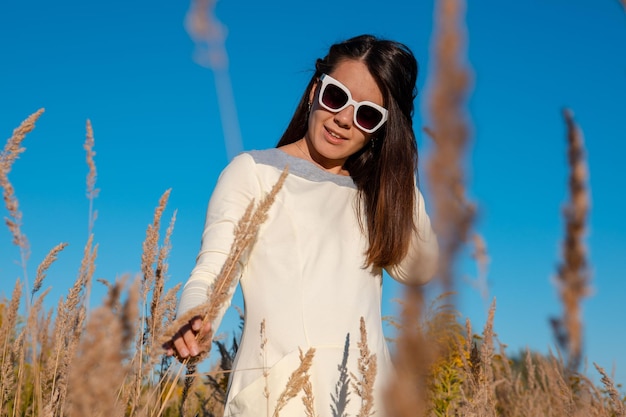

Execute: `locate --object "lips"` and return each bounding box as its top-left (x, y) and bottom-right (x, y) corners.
top-left (324, 126), bottom-right (346, 144)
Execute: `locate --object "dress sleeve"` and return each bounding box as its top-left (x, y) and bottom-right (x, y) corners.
top-left (176, 153), bottom-right (260, 332)
top-left (385, 187), bottom-right (439, 285)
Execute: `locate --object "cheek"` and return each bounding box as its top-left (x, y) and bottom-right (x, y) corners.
top-left (357, 132), bottom-right (371, 147)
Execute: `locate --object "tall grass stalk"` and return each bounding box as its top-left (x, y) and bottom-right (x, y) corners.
top-left (425, 0), bottom-right (475, 295)
top-left (273, 347), bottom-right (316, 417)
top-left (84, 120), bottom-right (99, 236)
top-left (128, 188), bottom-right (173, 416)
top-left (386, 0), bottom-right (475, 415)
top-left (385, 287), bottom-right (433, 417)
top-left (551, 109), bottom-right (591, 371)
top-left (1, 109), bottom-right (45, 309)
top-left (160, 167), bottom-right (288, 415)
top-left (351, 317), bottom-right (377, 417)
top-left (0, 281), bottom-right (22, 412)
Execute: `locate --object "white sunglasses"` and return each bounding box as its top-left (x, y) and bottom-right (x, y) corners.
top-left (318, 74), bottom-right (388, 133)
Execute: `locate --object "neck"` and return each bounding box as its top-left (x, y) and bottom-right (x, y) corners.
top-left (295, 138), bottom-right (349, 176)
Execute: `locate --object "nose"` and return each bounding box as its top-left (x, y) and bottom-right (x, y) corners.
top-left (333, 105), bottom-right (354, 129)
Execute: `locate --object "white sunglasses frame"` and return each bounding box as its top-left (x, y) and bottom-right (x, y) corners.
top-left (317, 74), bottom-right (389, 134)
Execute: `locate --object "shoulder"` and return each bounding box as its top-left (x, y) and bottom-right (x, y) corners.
top-left (223, 149), bottom-right (288, 173)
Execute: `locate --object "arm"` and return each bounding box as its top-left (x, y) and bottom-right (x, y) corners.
top-left (385, 187), bottom-right (439, 285)
top-left (168, 153), bottom-right (260, 358)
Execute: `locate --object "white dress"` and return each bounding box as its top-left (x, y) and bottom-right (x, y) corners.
top-left (178, 149), bottom-right (438, 417)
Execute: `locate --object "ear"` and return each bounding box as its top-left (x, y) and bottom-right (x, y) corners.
top-left (308, 78), bottom-right (320, 105)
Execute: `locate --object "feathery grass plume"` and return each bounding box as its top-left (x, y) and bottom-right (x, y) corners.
top-left (273, 347), bottom-right (316, 417)
top-left (1, 108), bottom-right (44, 302)
top-left (0, 280), bottom-right (22, 411)
top-left (163, 167), bottom-right (289, 354)
top-left (37, 308), bottom-right (54, 392)
top-left (350, 317), bottom-right (377, 417)
top-left (11, 329), bottom-right (27, 416)
top-left (23, 286), bottom-right (52, 416)
top-left (141, 189), bottom-right (172, 301)
top-left (148, 209), bottom-right (177, 361)
top-left (550, 109), bottom-right (590, 371)
top-left (128, 189), bottom-right (173, 416)
top-left (302, 374), bottom-right (317, 417)
top-left (384, 286), bottom-right (434, 417)
top-left (167, 167), bottom-right (287, 413)
top-left (33, 243), bottom-right (68, 299)
top-left (161, 283), bottom-right (182, 326)
top-left (461, 299), bottom-right (497, 416)
top-left (425, 0), bottom-right (475, 295)
top-left (45, 234), bottom-right (97, 414)
top-left (594, 363), bottom-right (626, 416)
top-left (82, 120), bottom-right (99, 315)
top-left (469, 233), bottom-right (490, 303)
top-left (542, 352), bottom-right (576, 415)
top-left (84, 119), bottom-right (99, 235)
top-left (66, 277), bottom-right (139, 417)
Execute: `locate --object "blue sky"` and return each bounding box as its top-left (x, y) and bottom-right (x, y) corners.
top-left (1, 0), bottom-right (625, 386)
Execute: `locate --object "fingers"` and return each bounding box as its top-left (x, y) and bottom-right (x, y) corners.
top-left (164, 316), bottom-right (211, 361)
top-left (191, 316), bottom-right (212, 335)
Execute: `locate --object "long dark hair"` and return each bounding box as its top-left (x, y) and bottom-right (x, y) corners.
top-left (276, 34), bottom-right (419, 269)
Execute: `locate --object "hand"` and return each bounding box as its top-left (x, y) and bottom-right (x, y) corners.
top-left (164, 316), bottom-right (212, 360)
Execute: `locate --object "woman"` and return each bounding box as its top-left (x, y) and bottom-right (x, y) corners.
top-left (167, 34), bottom-right (438, 417)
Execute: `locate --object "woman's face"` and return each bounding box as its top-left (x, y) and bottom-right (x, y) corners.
top-left (304, 59), bottom-right (384, 173)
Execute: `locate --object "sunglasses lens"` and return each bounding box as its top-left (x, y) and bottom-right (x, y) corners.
top-left (356, 106), bottom-right (383, 131)
top-left (321, 84), bottom-right (348, 110)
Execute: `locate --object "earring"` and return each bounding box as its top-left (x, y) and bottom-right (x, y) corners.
top-left (307, 102), bottom-right (312, 114)
top-left (370, 137), bottom-right (377, 148)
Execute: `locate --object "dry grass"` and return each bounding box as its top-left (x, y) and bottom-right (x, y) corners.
top-left (351, 317), bottom-right (377, 417)
top-left (550, 109), bottom-right (591, 371)
top-left (0, 107), bottom-right (622, 416)
top-left (1, 108), bottom-right (44, 303)
top-left (425, 0), bottom-right (475, 294)
top-left (273, 347), bottom-right (316, 417)
top-left (0, 3), bottom-right (625, 417)
top-left (160, 166), bottom-right (287, 415)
